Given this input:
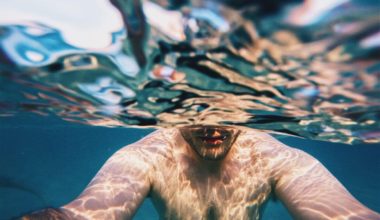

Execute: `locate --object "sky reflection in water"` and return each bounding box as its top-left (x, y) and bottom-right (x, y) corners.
top-left (0, 0), bottom-right (379, 144)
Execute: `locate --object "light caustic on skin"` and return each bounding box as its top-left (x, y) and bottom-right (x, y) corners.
top-left (21, 126), bottom-right (380, 220)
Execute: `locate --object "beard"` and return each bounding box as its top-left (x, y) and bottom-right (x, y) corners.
top-left (195, 143), bottom-right (231, 160)
top-left (179, 125), bottom-right (240, 161)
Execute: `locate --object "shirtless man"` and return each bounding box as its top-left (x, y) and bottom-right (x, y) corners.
top-left (21, 126), bottom-right (379, 220)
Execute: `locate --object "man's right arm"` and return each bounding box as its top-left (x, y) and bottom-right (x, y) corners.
top-left (19, 130), bottom-right (163, 220)
top-left (19, 207), bottom-right (73, 220)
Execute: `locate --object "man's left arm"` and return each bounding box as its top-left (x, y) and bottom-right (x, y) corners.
top-left (273, 147), bottom-right (380, 220)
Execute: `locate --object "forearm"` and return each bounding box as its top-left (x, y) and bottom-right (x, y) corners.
top-left (18, 207), bottom-right (73, 220)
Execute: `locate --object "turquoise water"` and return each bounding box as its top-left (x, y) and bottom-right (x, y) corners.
top-left (0, 0), bottom-right (380, 219)
top-left (0, 113), bottom-right (379, 219)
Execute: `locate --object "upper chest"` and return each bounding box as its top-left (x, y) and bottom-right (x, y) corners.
top-left (149, 149), bottom-right (273, 219)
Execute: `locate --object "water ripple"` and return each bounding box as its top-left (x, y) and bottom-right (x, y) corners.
top-left (0, 0), bottom-right (379, 144)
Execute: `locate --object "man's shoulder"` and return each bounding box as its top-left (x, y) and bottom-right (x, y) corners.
top-left (237, 127), bottom-right (282, 146)
top-left (235, 127), bottom-right (301, 159)
top-left (116, 128), bottom-right (176, 158)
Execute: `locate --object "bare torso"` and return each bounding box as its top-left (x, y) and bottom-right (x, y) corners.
top-left (148, 128), bottom-right (274, 220)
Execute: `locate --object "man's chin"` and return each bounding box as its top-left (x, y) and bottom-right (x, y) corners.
top-left (198, 148), bottom-right (228, 161)
top-left (201, 155), bottom-right (226, 161)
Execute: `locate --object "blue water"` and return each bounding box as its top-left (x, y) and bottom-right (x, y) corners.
top-left (0, 1), bottom-right (379, 219)
top-left (1, 113), bottom-right (379, 220)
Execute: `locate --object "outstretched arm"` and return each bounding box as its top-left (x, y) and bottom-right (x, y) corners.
top-left (20, 133), bottom-right (158, 220)
top-left (273, 146), bottom-right (380, 220)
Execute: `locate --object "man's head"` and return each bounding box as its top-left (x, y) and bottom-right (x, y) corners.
top-left (179, 125), bottom-right (241, 161)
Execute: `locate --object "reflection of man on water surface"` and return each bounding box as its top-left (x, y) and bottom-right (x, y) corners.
top-left (21, 125), bottom-right (379, 219)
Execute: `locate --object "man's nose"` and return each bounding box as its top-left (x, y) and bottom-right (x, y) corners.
top-left (211, 130), bottom-right (221, 137)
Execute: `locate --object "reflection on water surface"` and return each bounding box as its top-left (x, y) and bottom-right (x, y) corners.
top-left (0, 0), bottom-right (379, 144)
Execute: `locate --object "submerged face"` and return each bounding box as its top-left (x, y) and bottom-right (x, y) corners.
top-left (179, 125), bottom-right (241, 161)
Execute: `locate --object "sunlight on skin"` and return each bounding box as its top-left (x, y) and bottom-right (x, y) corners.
top-left (21, 126), bottom-right (380, 220)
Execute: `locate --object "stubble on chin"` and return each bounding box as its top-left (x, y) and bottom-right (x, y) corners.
top-left (197, 145), bottom-right (229, 160)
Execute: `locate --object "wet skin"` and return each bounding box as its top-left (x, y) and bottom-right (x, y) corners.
top-left (21, 126), bottom-right (380, 220)
top-left (179, 125), bottom-right (241, 160)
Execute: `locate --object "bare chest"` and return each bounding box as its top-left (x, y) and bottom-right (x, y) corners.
top-left (150, 157), bottom-right (272, 220)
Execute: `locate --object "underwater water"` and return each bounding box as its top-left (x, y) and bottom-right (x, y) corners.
top-left (0, 113), bottom-right (379, 220)
top-left (0, 0), bottom-right (379, 219)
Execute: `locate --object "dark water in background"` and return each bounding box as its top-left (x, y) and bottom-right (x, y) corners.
top-left (0, 0), bottom-right (380, 219)
top-left (0, 113), bottom-right (379, 220)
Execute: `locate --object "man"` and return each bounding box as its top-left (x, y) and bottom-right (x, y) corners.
top-left (21, 125), bottom-right (379, 219)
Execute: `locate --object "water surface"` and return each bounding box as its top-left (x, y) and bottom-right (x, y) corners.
top-left (0, 0), bottom-right (379, 143)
